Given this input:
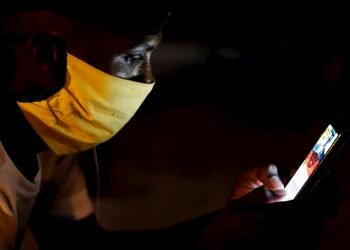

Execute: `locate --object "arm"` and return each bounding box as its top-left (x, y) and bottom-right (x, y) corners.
top-left (0, 142), bottom-right (40, 249)
top-left (0, 165), bottom-right (18, 249)
top-left (0, 193), bottom-right (16, 249)
top-left (197, 164), bottom-right (340, 250)
top-left (196, 164), bottom-right (286, 250)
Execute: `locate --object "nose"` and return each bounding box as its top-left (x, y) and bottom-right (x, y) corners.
top-left (142, 52), bottom-right (154, 83)
top-left (132, 33), bottom-right (162, 83)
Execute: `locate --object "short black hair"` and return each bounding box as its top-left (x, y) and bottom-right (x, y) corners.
top-left (1, 0), bottom-right (172, 35)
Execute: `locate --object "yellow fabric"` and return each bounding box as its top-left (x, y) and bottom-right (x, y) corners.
top-left (17, 53), bottom-right (154, 155)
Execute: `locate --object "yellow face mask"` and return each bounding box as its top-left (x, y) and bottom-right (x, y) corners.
top-left (17, 53), bottom-right (154, 155)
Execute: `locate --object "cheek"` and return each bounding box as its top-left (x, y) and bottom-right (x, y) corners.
top-left (110, 57), bottom-right (141, 79)
top-left (130, 60), bottom-right (145, 76)
top-left (111, 62), bottom-right (131, 79)
top-left (110, 55), bottom-right (149, 81)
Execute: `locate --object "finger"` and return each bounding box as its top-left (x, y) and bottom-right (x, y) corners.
top-left (267, 176), bottom-right (286, 196)
top-left (257, 164), bottom-right (286, 196)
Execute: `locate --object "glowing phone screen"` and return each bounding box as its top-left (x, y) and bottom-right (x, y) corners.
top-left (284, 124), bottom-right (340, 200)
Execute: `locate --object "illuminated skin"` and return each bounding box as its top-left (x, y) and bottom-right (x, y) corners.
top-left (2, 10), bottom-right (162, 100)
top-left (229, 164), bottom-right (286, 202)
top-left (110, 34), bottom-right (162, 83)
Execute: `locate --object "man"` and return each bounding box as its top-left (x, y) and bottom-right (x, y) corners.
top-left (0, 1), bottom-right (337, 249)
top-left (0, 1), bottom-right (168, 248)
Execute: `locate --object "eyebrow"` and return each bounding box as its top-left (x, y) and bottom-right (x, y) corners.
top-left (129, 44), bottom-right (155, 54)
top-left (128, 36), bottom-right (159, 54)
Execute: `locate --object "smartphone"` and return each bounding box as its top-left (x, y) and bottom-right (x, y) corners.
top-left (284, 121), bottom-right (350, 201)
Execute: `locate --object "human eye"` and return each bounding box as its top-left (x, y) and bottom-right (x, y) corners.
top-left (123, 54), bottom-right (145, 64)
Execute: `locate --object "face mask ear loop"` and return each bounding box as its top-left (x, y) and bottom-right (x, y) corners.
top-left (93, 147), bottom-right (101, 225)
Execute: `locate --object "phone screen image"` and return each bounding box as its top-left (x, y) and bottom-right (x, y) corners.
top-left (284, 124), bottom-right (340, 200)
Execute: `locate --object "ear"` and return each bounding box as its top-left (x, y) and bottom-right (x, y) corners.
top-left (29, 32), bottom-right (67, 84)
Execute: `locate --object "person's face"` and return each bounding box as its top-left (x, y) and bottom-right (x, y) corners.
top-left (110, 33), bottom-right (162, 83)
top-left (1, 10), bottom-right (162, 100)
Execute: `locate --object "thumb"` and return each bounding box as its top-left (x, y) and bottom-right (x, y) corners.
top-left (258, 164), bottom-right (286, 196)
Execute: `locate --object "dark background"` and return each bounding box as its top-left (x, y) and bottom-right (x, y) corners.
top-left (149, 2), bottom-right (350, 129)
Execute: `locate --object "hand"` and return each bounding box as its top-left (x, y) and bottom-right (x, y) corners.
top-left (229, 164), bottom-right (286, 203)
top-left (197, 164), bottom-right (287, 250)
top-left (196, 165), bottom-right (341, 250)
top-left (196, 190), bottom-right (326, 250)
top-left (196, 187), bottom-right (274, 250)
